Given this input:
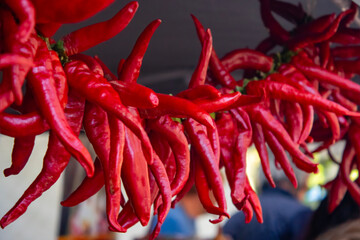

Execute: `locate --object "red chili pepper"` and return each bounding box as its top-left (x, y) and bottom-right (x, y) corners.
top-left (191, 15), bottom-right (237, 88)
top-left (117, 58), bottom-right (126, 79)
top-left (61, 158), bottom-right (104, 207)
top-left (119, 19), bottom-right (161, 83)
top-left (255, 37), bottom-right (277, 54)
top-left (340, 2), bottom-right (358, 27)
top-left (35, 22), bottom-right (62, 38)
top-left (287, 10), bottom-right (348, 50)
top-left (110, 80), bottom-right (159, 109)
top-left (64, 60), bottom-right (153, 164)
top-left (192, 92), bottom-right (242, 113)
top-left (298, 105), bottom-right (314, 144)
top-left (294, 14), bottom-right (335, 37)
top-left (245, 176), bottom-right (263, 223)
top-left (331, 45), bottom-right (360, 59)
top-left (230, 109), bottom-right (252, 207)
top-left (94, 55), bottom-right (117, 81)
top-left (339, 141), bottom-right (360, 205)
top-left (147, 116), bottom-right (190, 196)
top-left (139, 93), bottom-right (215, 129)
top-left (188, 29), bottom-right (212, 88)
top-left (2, 10), bottom-right (38, 105)
top-left (327, 173), bottom-right (348, 213)
top-left (148, 153), bottom-right (172, 240)
top-left (292, 55), bottom-right (360, 95)
top-left (264, 129), bottom-right (298, 188)
top-left (176, 84), bottom-right (221, 100)
top-left (29, 40), bottom-right (94, 177)
top-left (4, 0), bottom-right (35, 43)
top-left (242, 199), bottom-right (253, 223)
top-left (319, 41), bottom-right (330, 69)
top-left (83, 102), bottom-right (124, 231)
top-left (50, 51), bottom-right (68, 108)
top-left (3, 136), bottom-right (35, 177)
top-left (0, 90), bottom-right (85, 228)
top-left (269, 0), bottom-right (306, 25)
top-left (216, 112), bottom-right (236, 184)
top-left (330, 27), bottom-right (360, 44)
top-left (108, 116), bottom-right (126, 232)
top-left (0, 54), bottom-right (33, 68)
top-left (221, 48), bottom-right (273, 73)
top-left (252, 122), bottom-right (275, 187)
top-left (122, 126), bottom-right (151, 226)
top-left (70, 54), bottom-right (104, 76)
top-left (184, 118), bottom-right (229, 220)
top-left (0, 111), bottom-right (48, 137)
top-left (246, 78), bottom-right (360, 117)
top-left (259, 0), bottom-right (290, 44)
top-left (62, 1), bottom-right (138, 56)
top-left (245, 104), bottom-right (318, 173)
top-left (32, 0), bottom-right (115, 24)
top-left (193, 150), bottom-right (227, 223)
top-left (171, 156), bottom-right (195, 208)
top-left (283, 101), bottom-right (303, 144)
top-left (332, 90), bottom-right (357, 112)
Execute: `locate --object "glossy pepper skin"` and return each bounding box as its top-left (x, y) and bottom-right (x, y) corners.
top-left (28, 38), bottom-right (94, 177)
top-left (62, 2), bottom-right (138, 56)
top-left (64, 60), bottom-right (153, 164)
top-left (119, 19), bottom-right (161, 83)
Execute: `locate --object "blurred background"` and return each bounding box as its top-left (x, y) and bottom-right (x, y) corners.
top-left (1, 0), bottom-right (359, 239)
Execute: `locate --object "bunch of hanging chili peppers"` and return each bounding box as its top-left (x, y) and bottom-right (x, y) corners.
top-left (1, 0), bottom-right (360, 238)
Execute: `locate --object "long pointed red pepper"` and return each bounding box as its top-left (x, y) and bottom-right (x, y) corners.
top-left (122, 126), bottom-right (151, 226)
top-left (29, 39), bottom-right (94, 177)
top-left (3, 136), bottom-right (35, 177)
top-left (246, 78), bottom-right (360, 117)
top-left (221, 48), bottom-right (273, 73)
top-left (183, 118), bottom-right (229, 220)
top-left (119, 19), bottom-right (161, 83)
top-left (252, 122), bottom-right (275, 187)
top-left (188, 29), bottom-right (212, 88)
top-left (292, 55), bottom-right (360, 95)
top-left (63, 1), bottom-right (138, 56)
top-left (191, 15), bottom-right (237, 88)
top-left (263, 129), bottom-right (298, 188)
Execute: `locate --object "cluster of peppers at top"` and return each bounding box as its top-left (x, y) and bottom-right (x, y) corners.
top-left (1, 0), bottom-right (360, 238)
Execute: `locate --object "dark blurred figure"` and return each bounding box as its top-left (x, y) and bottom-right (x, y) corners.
top-left (303, 191), bottom-right (360, 240)
top-left (148, 186), bottom-right (205, 240)
top-left (223, 169), bottom-right (312, 240)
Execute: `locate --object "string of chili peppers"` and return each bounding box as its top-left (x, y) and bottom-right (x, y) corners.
top-left (1, 0), bottom-right (360, 239)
